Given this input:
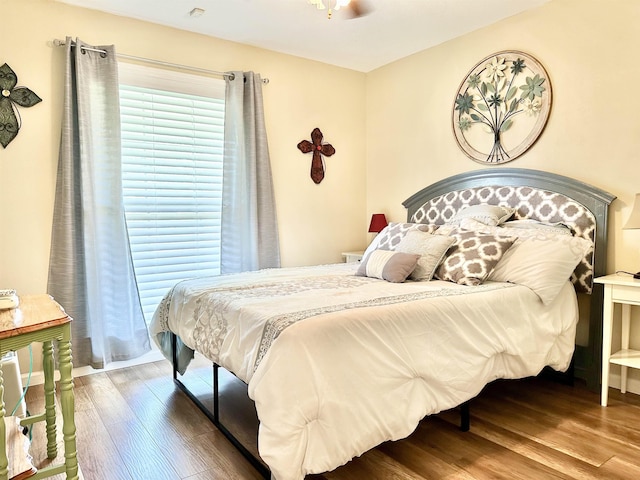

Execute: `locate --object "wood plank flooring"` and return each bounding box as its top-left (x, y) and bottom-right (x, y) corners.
top-left (24, 357), bottom-right (640, 479)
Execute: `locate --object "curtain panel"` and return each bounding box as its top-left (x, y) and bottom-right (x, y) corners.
top-left (48, 38), bottom-right (150, 369)
top-left (221, 71), bottom-right (281, 273)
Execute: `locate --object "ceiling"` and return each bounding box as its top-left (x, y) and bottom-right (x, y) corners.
top-left (56, 0), bottom-right (550, 72)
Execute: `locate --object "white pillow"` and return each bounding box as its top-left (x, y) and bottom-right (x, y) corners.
top-left (460, 217), bottom-right (572, 238)
top-left (488, 234), bottom-right (592, 304)
top-left (395, 230), bottom-right (455, 281)
top-left (458, 217), bottom-right (592, 304)
top-left (500, 219), bottom-right (573, 235)
top-left (448, 204), bottom-right (515, 226)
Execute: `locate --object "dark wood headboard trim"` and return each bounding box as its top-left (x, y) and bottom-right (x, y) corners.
top-left (403, 168), bottom-right (616, 389)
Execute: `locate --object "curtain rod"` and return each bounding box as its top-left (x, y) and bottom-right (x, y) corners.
top-left (51, 39), bottom-right (269, 84)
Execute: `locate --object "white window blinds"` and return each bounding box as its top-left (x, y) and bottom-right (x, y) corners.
top-left (119, 63), bottom-right (226, 322)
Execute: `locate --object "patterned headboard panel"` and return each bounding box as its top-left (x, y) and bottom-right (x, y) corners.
top-left (401, 168), bottom-right (616, 387)
top-left (409, 185), bottom-right (596, 293)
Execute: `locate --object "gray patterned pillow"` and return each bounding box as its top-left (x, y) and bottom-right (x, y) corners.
top-left (376, 222), bottom-right (437, 250)
top-left (364, 222), bottom-right (437, 259)
top-left (435, 230), bottom-right (516, 286)
top-left (448, 218), bottom-right (590, 303)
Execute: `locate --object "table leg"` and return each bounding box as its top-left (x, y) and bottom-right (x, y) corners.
top-left (601, 286), bottom-right (614, 406)
top-left (621, 303), bottom-right (631, 394)
top-left (59, 330), bottom-right (78, 480)
top-left (43, 340), bottom-right (57, 459)
top-left (0, 367), bottom-right (7, 480)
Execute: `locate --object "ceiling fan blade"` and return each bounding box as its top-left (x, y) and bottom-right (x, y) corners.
top-left (347, 0), bottom-right (373, 18)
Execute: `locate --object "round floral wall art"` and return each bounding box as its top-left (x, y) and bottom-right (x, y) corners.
top-left (452, 51), bottom-right (551, 164)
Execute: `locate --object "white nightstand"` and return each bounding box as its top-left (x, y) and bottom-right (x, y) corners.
top-left (342, 251), bottom-right (364, 263)
top-left (594, 273), bottom-right (640, 406)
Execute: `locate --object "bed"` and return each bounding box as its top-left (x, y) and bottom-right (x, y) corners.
top-left (150, 168), bottom-right (614, 480)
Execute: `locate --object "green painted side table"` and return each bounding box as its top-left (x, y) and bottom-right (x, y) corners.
top-left (0, 295), bottom-right (78, 480)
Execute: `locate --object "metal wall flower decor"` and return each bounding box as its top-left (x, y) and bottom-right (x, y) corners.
top-left (452, 51), bottom-right (551, 164)
top-left (0, 63), bottom-right (42, 148)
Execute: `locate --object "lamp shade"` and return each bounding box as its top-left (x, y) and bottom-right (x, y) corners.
top-left (368, 213), bottom-right (388, 233)
top-left (624, 193), bottom-right (640, 229)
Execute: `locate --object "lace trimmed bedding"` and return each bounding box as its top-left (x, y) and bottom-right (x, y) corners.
top-left (191, 275), bottom-right (512, 376)
top-left (152, 263), bottom-right (517, 382)
top-left (150, 262), bottom-right (579, 480)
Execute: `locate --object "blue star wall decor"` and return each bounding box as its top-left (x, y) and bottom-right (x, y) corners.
top-left (0, 63), bottom-right (42, 148)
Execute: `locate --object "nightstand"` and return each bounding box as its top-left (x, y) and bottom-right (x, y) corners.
top-left (0, 295), bottom-right (79, 479)
top-left (342, 251), bottom-right (364, 263)
top-left (594, 274), bottom-right (640, 406)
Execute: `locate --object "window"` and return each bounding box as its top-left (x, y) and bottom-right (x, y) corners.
top-left (119, 63), bottom-right (226, 322)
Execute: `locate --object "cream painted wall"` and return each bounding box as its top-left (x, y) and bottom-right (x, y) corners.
top-left (0, 0), bottom-right (367, 300)
top-left (3, 0), bottom-right (639, 393)
top-left (0, 0), bottom-right (366, 378)
top-left (366, 0), bottom-right (640, 390)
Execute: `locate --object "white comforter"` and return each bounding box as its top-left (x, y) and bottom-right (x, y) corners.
top-left (150, 263), bottom-right (578, 480)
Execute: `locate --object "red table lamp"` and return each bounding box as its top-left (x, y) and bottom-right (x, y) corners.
top-left (368, 213), bottom-right (388, 233)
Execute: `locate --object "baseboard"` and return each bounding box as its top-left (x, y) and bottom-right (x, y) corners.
top-left (21, 350), bottom-right (640, 397)
top-left (21, 349), bottom-right (165, 386)
top-left (607, 372), bottom-right (640, 396)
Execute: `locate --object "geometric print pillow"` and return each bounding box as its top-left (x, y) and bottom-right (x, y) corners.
top-left (364, 222), bottom-right (439, 260)
top-left (410, 186), bottom-right (598, 294)
top-left (435, 230), bottom-right (516, 286)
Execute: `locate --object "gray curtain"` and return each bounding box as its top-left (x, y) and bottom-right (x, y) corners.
top-left (221, 71), bottom-right (280, 273)
top-left (48, 37), bottom-right (150, 369)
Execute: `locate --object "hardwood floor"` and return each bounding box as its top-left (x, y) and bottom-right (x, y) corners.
top-left (24, 358), bottom-right (640, 479)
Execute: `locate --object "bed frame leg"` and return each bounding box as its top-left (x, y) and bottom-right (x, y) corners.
top-left (564, 357), bottom-right (576, 386)
top-left (460, 401), bottom-right (470, 432)
top-left (208, 363), bottom-right (269, 478)
top-left (171, 332), bottom-right (178, 381)
top-left (213, 363), bottom-right (220, 423)
top-left (169, 337), bottom-right (270, 479)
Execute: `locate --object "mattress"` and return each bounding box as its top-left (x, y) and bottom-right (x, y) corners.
top-left (150, 262), bottom-right (578, 480)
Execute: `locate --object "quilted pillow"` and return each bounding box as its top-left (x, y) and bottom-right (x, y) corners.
top-left (435, 230), bottom-right (516, 286)
top-left (363, 222), bottom-right (437, 259)
top-left (395, 230), bottom-right (455, 281)
top-left (356, 250), bottom-right (420, 283)
top-left (448, 204), bottom-right (515, 226)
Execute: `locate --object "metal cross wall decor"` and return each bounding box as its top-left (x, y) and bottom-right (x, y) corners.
top-left (297, 127), bottom-right (335, 184)
top-left (0, 63), bottom-right (42, 148)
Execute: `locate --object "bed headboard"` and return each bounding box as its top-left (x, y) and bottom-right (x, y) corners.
top-left (402, 168), bottom-right (615, 388)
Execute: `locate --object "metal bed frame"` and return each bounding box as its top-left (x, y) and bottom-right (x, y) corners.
top-left (168, 168), bottom-right (615, 479)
